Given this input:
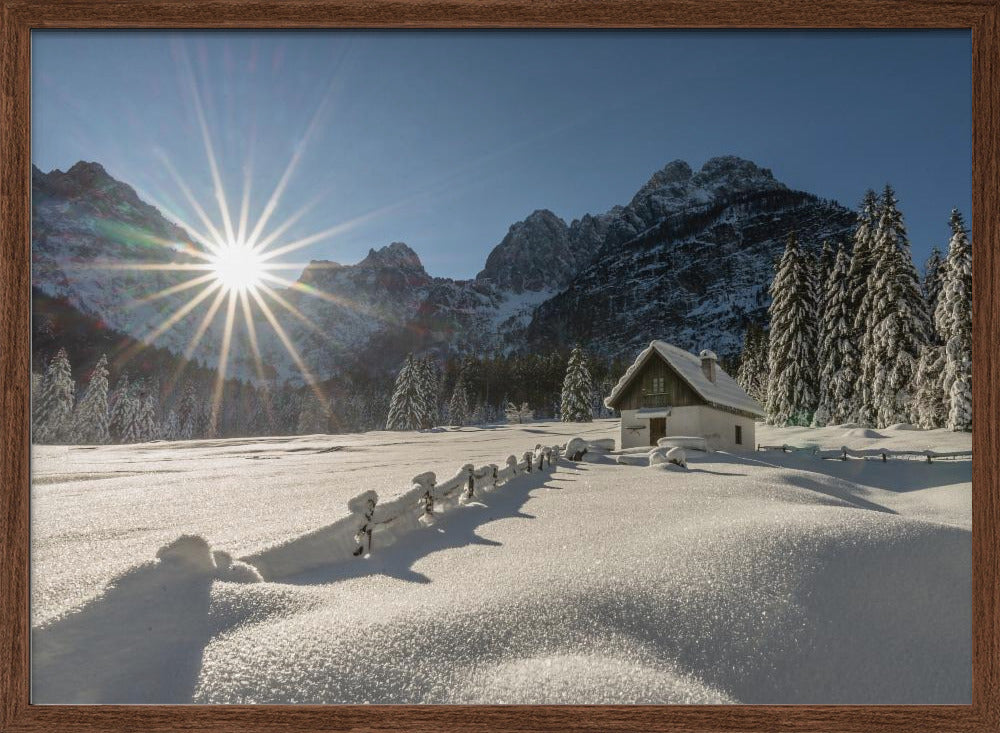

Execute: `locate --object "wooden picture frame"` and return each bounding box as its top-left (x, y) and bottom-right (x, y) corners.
top-left (1, 1), bottom-right (996, 730)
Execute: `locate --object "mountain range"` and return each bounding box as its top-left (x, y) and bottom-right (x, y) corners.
top-left (31, 156), bottom-right (857, 381)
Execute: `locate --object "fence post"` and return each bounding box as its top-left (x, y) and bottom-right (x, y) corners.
top-left (351, 493), bottom-right (378, 557)
top-left (465, 464), bottom-right (476, 500)
top-left (523, 450), bottom-right (533, 472)
top-left (506, 455), bottom-right (518, 477)
top-left (881, 452), bottom-right (887, 462)
top-left (842, 448), bottom-right (848, 461)
top-left (926, 453), bottom-right (933, 464)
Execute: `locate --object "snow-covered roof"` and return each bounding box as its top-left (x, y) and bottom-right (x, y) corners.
top-left (605, 341), bottom-right (765, 417)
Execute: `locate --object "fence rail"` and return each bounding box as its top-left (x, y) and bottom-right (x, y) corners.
top-left (757, 444), bottom-right (972, 463)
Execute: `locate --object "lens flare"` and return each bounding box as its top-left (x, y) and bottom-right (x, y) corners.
top-left (209, 242), bottom-right (266, 292)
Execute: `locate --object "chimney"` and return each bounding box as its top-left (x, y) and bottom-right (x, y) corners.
top-left (699, 349), bottom-right (718, 383)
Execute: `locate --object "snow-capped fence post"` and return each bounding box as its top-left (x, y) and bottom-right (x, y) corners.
top-left (348, 491), bottom-right (378, 557)
top-left (413, 472), bottom-right (437, 525)
top-left (506, 455), bottom-right (518, 477)
top-left (463, 463), bottom-right (476, 501)
top-left (523, 450), bottom-right (534, 472)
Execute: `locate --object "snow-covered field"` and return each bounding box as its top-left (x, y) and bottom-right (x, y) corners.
top-left (31, 420), bottom-right (971, 704)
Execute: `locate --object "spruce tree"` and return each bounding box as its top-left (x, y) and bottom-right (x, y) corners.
top-left (296, 391), bottom-right (329, 434)
top-left (176, 381), bottom-right (201, 440)
top-left (912, 345), bottom-right (948, 429)
top-left (109, 373), bottom-right (132, 443)
top-left (814, 246), bottom-right (854, 426)
top-left (447, 368), bottom-right (471, 427)
top-left (162, 409), bottom-right (181, 440)
top-left (73, 354), bottom-right (110, 444)
top-left (935, 209), bottom-right (972, 431)
top-left (864, 186), bottom-right (929, 427)
top-left (923, 247), bottom-right (947, 331)
top-left (560, 345), bottom-right (594, 422)
top-left (35, 348), bottom-right (76, 444)
top-left (415, 358), bottom-right (440, 429)
top-left (736, 325), bottom-right (769, 406)
top-left (122, 381), bottom-right (159, 443)
top-left (847, 190), bottom-right (881, 424)
top-left (766, 231), bottom-right (818, 426)
top-left (387, 355), bottom-right (423, 431)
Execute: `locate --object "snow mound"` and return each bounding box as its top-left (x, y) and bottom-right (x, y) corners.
top-left (887, 423), bottom-right (919, 431)
top-left (155, 535), bottom-right (216, 575)
top-left (841, 428), bottom-right (886, 439)
top-left (650, 446), bottom-right (687, 468)
top-left (586, 438), bottom-right (616, 452)
top-left (213, 551), bottom-right (263, 584)
top-left (565, 437), bottom-right (589, 460)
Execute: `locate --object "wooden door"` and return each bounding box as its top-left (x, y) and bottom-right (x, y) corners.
top-left (649, 418), bottom-right (666, 446)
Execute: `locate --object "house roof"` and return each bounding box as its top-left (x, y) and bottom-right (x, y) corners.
top-left (604, 341), bottom-right (766, 418)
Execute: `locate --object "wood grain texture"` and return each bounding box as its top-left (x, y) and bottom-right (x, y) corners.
top-left (1, 1), bottom-right (997, 731)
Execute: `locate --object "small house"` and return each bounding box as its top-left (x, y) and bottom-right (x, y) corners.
top-left (604, 341), bottom-right (765, 451)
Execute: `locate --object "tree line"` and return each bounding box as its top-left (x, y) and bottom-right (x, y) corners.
top-left (737, 186), bottom-right (971, 432)
top-left (31, 343), bottom-right (621, 444)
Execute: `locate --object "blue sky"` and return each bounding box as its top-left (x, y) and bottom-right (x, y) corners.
top-left (32, 30), bottom-right (971, 278)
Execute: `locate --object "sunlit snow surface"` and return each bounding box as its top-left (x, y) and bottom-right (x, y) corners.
top-left (31, 420), bottom-right (971, 704)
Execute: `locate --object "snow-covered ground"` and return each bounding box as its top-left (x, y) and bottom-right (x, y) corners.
top-left (31, 420), bottom-right (971, 704)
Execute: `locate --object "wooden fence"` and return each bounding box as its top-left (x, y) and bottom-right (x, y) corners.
top-left (244, 443), bottom-right (563, 580)
top-left (757, 444), bottom-right (972, 464)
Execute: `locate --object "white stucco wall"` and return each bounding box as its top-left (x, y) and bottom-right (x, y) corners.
top-left (618, 406), bottom-right (756, 451)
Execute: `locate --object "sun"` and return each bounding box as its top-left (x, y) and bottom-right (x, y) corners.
top-left (209, 241), bottom-right (265, 292)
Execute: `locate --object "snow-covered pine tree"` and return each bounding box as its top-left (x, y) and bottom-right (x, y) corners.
top-left (766, 231), bottom-right (819, 426)
top-left (923, 247), bottom-right (947, 332)
top-left (414, 357), bottom-right (441, 429)
top-left (818, 239), bottom-right (836, 307)
top-left (176, 381), bottom-right (201, 440)
top-left (505, 401), bottom-right (533, 424)
top-left (34, 348), bottom-right (76, 444)
top-left (386, 355), bottom-right (424, 431)
top-left (912, 345), bottom-right (948, 428)
top-left (119, 380), bottom-right (156, 443)
top-left (935, 209), bottom-right (972, 431)
top-left (296, 390), bottom-right (330, 434)
top-left (73, 354), bottom-right (110, 444)
top-left (814, 245), bottom-right (854, 426)
top-left (108, 373), bottom-right (132, 443)
top-left (845, 190), bottom-right (881, 424)
top-left (863, 185), bottom-right (929, 427)
top-left (560, 345), bottom-right (594, 422)
top-left (161, 409), bottom-right (181, 440)
top-left (447, 368), bottom-right (471, 427)
top-left (736, 324), bottom-right (769, 406)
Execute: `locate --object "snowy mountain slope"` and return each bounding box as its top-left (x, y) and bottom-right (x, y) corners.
top-left (31, 156), bottom-right (856, 378)
top-left (524, 158), bottom-right (857, 357)
top-left (31, 422), bottom-right (970, 704)
top-left (31, 163), bottom-right (212, 358)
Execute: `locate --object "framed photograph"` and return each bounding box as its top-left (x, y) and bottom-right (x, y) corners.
top-left (1, 1), bottom-right (996, 732)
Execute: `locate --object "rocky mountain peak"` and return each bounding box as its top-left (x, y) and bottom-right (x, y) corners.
top-left (358, 242), bottom-right (426, 274)
top-left (635, 160), bottom-right (694, 198)
top-left (694, 156), bottom-right (782, 192)
top-left (476, 209), bottom-right (575, 293)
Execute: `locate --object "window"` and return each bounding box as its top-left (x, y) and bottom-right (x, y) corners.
top-left (650, 376), bottom-right (666, 394)
top-left (735, 425), bottom-right (743, 445)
